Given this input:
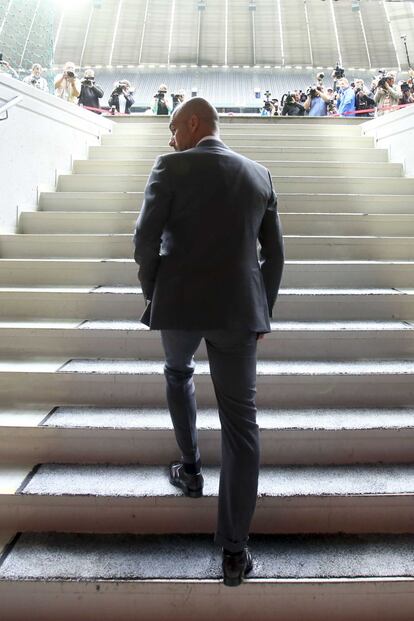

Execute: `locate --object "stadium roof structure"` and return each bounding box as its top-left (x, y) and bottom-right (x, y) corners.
top-left (1, 0), bottom-right (414, 71)
top-left (51, 0), bottom-right (414, 71)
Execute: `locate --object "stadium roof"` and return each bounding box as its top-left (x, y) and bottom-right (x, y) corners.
top-left (52, 0), bottom-right (414, 70)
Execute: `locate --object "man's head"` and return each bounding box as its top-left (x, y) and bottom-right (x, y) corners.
top-left (84, 68), bottom-right (95, 80)
top-left (64, 61), bottom-right (76, 76)
top-left (31, 63), bottom-right (42, 77)
top-left (169, 97), bottom-right (220, 151)
top-left (338, 77), bottom-right (349, 90)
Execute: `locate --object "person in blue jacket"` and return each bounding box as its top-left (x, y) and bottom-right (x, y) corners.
top-left (336, 78), bottom-right (356, 117)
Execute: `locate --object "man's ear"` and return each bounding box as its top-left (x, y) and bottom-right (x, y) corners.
top-left (189, 114), bottom-right (199, 133)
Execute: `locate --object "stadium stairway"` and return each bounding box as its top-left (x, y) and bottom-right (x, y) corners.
top-left (0, 115), bottom-right (414, 620)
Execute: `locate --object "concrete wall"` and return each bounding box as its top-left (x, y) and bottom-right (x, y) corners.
top-left (0, 75), bottom-right (113, 233)
top-left (361, 105), bottom-right (414, 177)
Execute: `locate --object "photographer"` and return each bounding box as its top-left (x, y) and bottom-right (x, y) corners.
top-left (22, 64), bottom-right (49, 92)
top-left (171, 90), bottom-right (185, 111)
top-left (260, 90), bottom-right (276, 116)
top-left (336, 78), bottom-right (356, 117)
top-left (0, 55), bottom-right (18, 78)
top-left (303, 84), bottom-right (331, 117)
top-left (373, 72), bottom-right (400, 116)
top-left (152, 84), bottom-right (172, 115)
top-left (108, 80), bottom-right (135, 114)
top-left (54, 61), bottom-right (81, 103)
top-left (354, 79), bottom-right (376, 117)
top-left (281, 91), bottom-right (305, 116)
top-left (78, 68), bottom-right (104, 113)
top-left (398, 80), bottom-right (414, 107)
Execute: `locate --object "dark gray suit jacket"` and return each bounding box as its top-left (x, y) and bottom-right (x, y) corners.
top-left (134, 139), bottom-right (284, 332)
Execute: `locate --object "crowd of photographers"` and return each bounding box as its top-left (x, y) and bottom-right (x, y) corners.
top-left (263, 65), bottom-right (414, 118)
top-left (0, 58), bottom-right (185, 115)
top-left (2, 56), bottom-right (414, 118)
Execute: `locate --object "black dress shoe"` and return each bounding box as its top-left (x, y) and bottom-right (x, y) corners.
top-left (169, 461), bottom-right (204, 498)
top-left (222, 548), bottom-right (253, 587)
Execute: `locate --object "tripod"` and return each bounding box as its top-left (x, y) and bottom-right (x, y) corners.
top-left (401, 35), bottom-right (412, 70)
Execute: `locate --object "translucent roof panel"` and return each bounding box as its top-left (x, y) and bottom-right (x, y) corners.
top-left (110, 0), bottom-right (147, 66)
top-left (169, 0), bottom-right (199, 65)
top-left (198, 0), bottom-right (226, 65)
top-left (81, 1), bottom-right (120, 66)
top-left (253, 0), bottom-right (283, 65)
top-left (335, 0), bottom-right (370, 68)
top-left (48, 0), bottom-right (414, 71)
top-left (227, 0), bottom-right (253, 65)
top-left (360, 0), bottom-right (398, 70)
top-left (306, 1), bottom-right (339, 67)
top-left (387, 1), bottom-right (414, 70)
top-left (53, 3), bottom-right (92, 67)
top-left (139, 0), bottom-right (171, 64)
top-left (281, 0), bottom-right (311, 66)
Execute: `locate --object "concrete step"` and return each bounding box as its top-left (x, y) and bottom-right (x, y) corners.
top-left (72, 159), bottom-right (402, 178)
top-left (20, 211), bottom-right (414, 236)
top-left (112, 122), bottom-right (364, 136)
top-left (0, 358), bottom-right (413, 407)
top-left (2, 234), bottom-right (414, 261)
top-left (2, 463), bottom-right (414, 533)
top-left (1, 259), bottom-right (412, 288)
top-left (1, 320), bottom-right (413, 361)
top-left (2, 406), bottom-right (413, 465)
top-left (111, 114), bottom-right (366, 125)
top-left (0, 286), bottom-right (413, 321)
top-left (55, 174), bottom-right (414, 195)
top-left (89, 144), bottom-right (389, 162)
top-left (100, 133), bottom-right (374, 148)
top-left (1, 532), bottom-right (412, 621)
top-left (38, 191), bottom-right (414, 213)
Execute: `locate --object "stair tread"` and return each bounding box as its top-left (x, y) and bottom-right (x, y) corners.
top-left (12, 463), bottom-right (414, 498)
top-left (1, 286), bottom-right (412, 294)
top-left (1, 319), bottom-right (413, 331)
top-left (1, 358), bottom-right (413, 376)
top-left (4, 234), bottom-right (414, 240)
top-left (2, 258), bottom-right (414, 264)
top-left (2, 406), bottom-right (414, 431)
top-left (2, 532), bottom-right (414, 581)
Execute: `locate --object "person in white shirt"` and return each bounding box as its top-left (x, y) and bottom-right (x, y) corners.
top-left (0, 57), bottom-right (18, 78)
top-left (22, 64), bottom-right (49, 93)
top-left (54, 61), bottom-right (81, 103)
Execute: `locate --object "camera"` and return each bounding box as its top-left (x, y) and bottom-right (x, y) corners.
top-left (171, 93), bottom-right (183, 105)
top-left (263, 90), bottom-right (271, 100)
top-left (316, 72), bottom-right (325, 82)
top-left (66, 70), bottom-right (76, 79)
top-left (113, 82), bottom-right (125, 95)
top-left (30, 78), bottom-right (38, 86)
top-left (282, 91), bottom-right (295, 106)
top-left (377, 77), bottom-right (390, 89)
top-left (154, 91), bottom-right (165, 100)
top-left (306, 85), bottom-right (319, 98)
top-left (82, 78), bottom-right (94, 86)
top-left (333, 64), bottom-right (345, 80)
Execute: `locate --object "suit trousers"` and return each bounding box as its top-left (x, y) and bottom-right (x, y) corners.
top-left (160, 329), bottom-right (260, 553)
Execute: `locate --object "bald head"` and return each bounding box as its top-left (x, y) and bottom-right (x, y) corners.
top-left (169, 97), bottom-right (220, 151)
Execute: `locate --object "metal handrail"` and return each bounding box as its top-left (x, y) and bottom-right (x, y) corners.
top-left (0, 95), bottom-right (23, 117)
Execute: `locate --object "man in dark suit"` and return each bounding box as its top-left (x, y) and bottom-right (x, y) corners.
top-left (134, 98), bottom-right (284, 587)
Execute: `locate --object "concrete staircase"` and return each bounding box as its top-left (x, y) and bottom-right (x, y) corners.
top-left (1, 116), bottom-right (414, 620)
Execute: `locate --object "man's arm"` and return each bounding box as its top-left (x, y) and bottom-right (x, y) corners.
top-left (133, 156), bottom-right (172, 300)
top-left (258, 173), bottom-right (285, 317)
